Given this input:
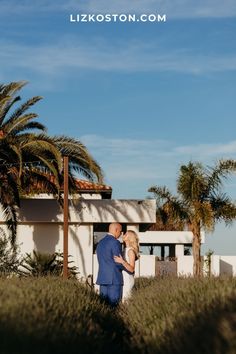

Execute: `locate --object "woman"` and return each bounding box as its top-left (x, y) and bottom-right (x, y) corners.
top-left (114, 230), bottom-right (139, 302)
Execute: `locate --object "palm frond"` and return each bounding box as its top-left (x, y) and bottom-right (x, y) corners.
top-left (52, 135), bottom-right (104, 182)
top-left (3, 113), bottom-right (40, 134)
top-left (210, 192), bottom-right (236, 224)
top-left (1, 203), bottom-right (18, 247)
top-left (0, 95), bottom-right (21, 125)
top-left (7, 96), bottom-right (42, 124)
top-left (177, 162), bottom-right (207, 202)
top-left (0, 81), bottom-right (28, 125)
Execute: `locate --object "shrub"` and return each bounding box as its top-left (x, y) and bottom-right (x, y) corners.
top-left (1, 276), bottom-right (236, 354)
top-left (0, 228), bottom-right (21, 276)
top-left (0, 277), bottom-right (130, 354)
top-left (120, 276), bottom-right (236, 354)
top-left (20, 250), bottom-right (78, 277)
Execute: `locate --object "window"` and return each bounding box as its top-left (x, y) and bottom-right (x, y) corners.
top-left (140, 244), bottom-right (175, 259)
top-left (184, 244), bottom-right (192, 255)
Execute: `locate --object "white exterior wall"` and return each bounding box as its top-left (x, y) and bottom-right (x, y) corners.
top-left (126, 224), bottom-right (139, 233)
top-left (3, 197), bottom-right (226, 279)
top-left (138, 255), bottom-right (156, 277)
top-left (138, 231), bottom-right (204, 244)
top-left (209, 255), bottom-right (220, 276)
top-left (209, 255), bottom-right (236, 276)
top-left (16, 223), bottom-right (93, 279)
top-left (178, 255), bottom-right (236, 277)
top-left (0, 198), bottom-right (157, 280)
top-left (139, 231), bottom-right (193, 244)
top-left (177, 256), bottom-right (194, 276)
top-left (68, 224), bottom-right (93, 279)
top-left (16, 199), bottom-right (156, 224)
top-left (220, 256), bottom-right (236, 276)
top-left (176, 245), bottom-right (184, 257)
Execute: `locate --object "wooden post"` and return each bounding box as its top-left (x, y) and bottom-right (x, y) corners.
top-left (63, 156), bottom-right (69, 279)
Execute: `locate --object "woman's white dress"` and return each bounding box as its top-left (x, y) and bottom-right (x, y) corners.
top-left (122, 247), bottom-right (135, 301)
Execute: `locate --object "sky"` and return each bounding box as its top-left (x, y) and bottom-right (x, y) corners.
top-left (0, 0), bottom-right (236, 255)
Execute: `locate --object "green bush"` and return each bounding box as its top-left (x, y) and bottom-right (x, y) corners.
top-left (0, 228), bottom-right (21, 276)
top-left (20, 250), bottom-right (78, 277)
top-left (1, 276), bottom-right (236, 354)
top-left (120, 276), bottom-right (236, 354)
top-left (0, 277), bottom-right (130, 354)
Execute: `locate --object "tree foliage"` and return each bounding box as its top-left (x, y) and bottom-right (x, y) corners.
top-left (149, 160), bottom-right (236, 276)
top-left (0, 81), bottom-right (103, 245)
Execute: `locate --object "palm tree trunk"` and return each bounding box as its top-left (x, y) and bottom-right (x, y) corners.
top-left (192, 228), bottom-right (201, 277)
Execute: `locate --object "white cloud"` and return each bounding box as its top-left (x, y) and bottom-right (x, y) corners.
top-left (1, 0), bottom-right (236, 18)
top-left (78, 0), bottom-right (236, 19)
top-left (1, 37), bottom-right (236, 88)
top-left (81, 134), bottom-right (170, 156)
top-left (175, 141), bottom-right (236, 156)
top-left (80, 135), bottom-right (236, 186)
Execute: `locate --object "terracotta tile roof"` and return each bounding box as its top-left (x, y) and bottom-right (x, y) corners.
top-left (74, 179), bottom-right (112, 192)
top-left (39, 174), bottom-right (112, 192)
top-left (23, 175), bottom-right (112, 195)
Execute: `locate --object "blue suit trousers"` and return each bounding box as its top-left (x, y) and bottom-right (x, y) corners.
top-left (100, 285), bottom-right (122, 307)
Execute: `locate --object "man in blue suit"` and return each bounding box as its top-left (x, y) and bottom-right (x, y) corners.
top-left (96, 222), bottom-right (124, 306)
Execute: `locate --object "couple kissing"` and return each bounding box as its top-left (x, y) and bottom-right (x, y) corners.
top-left (96, 222), bottom-right (139, 307)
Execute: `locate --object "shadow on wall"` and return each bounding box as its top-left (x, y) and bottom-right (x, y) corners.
top-left (220, 259), bottom-right (233, 276)
top-left (70, 225), bottom-right (87, 278)
top-left (33, 224), bottom-right (60, 254)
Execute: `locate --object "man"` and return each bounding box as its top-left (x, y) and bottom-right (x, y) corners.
top-left (96, 222), bottom-right (124, 306)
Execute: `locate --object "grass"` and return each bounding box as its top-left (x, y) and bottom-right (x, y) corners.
top-left (0, 276), bottom-right (236, 354)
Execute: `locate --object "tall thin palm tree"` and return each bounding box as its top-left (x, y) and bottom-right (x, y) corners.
top-left (149, 160), bottom-right (236, 277)
top-left (0, 81), bottom-right (103, 245)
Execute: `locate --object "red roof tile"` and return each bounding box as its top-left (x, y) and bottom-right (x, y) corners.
top-left (23, 174), bottom-right (112, 195)
top-left (74, 179), bottom-right (112, 192)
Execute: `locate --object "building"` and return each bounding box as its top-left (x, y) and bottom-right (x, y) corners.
top-left (0, 180), bottom-right (210, 279)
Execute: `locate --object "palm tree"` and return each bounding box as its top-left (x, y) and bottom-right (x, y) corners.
top-left (0, 81), bottom-right (103, 245)
top-left (148, 186), bottom-right (185, 231)
top-left (149, 160), bottom-right (236, 277)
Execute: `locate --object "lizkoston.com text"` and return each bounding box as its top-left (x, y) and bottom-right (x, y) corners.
top-left (69, 13), bottom-right (167, 23)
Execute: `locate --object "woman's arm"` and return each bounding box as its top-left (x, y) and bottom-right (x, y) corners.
top-left (114, 249), bottom-right (135, 273)
top-left (112, 240), bottom-right (125, 270)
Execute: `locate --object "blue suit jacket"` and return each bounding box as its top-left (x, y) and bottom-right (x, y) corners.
top-left (96, 234), bottom-right (124, 285)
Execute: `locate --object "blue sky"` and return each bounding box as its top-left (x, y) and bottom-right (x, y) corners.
top-left (1, 0), bottom-right (236, 254)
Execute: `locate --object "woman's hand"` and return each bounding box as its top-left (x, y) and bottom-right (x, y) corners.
top-left (114, 255), bottom-right (124, 264)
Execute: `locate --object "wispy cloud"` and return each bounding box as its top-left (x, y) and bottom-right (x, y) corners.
top-left (0, 0), bottom-right (236, 18)
top-left (175, 141), bottom-right (236, 156)
top-left (1, 37), bottom-right (236, 88)
top-left (79, 135), bottom-right (236, 197)
top-left (81, 134), bottom-right (236, 177)
top-left (78, 0), bottom-right (236, 19)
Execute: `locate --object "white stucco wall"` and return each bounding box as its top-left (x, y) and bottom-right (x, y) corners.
top-left (208, 255), bottom-right (236, 276)
top-left (16, 223), bottom-right (93, 279)
top-left (139, 231), bottom-right (205, 244)
top-left (208, 255), bottom-right (220, 276)
top-left (177, 256), bottom-right (194, 276)
top-left (16, 198), bottom-right (156, 224)
top-left (176, 245), bottom-right (184, 257)
top-left (220, 256), bottom-right (236, 276)
top-left (139, 231), bottom-right (193, 244)
top-left (139, 255), bottom-right (156, 277)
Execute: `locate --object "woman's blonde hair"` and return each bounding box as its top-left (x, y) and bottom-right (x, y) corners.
top-left (126, 230), bottom-right (140, 259)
